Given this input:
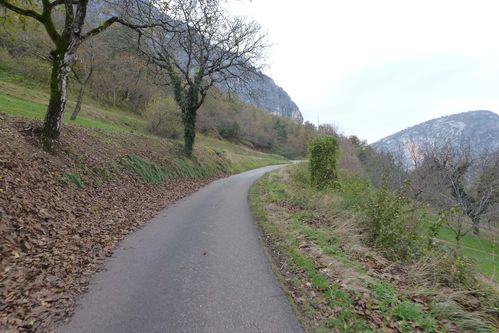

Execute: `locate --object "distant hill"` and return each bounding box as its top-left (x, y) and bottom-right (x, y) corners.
top-left (372, 110), bottom-right (499, 166)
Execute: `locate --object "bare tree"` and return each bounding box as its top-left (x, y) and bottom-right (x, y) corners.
top-left (318, 123), bottom-right (339, 137)
top-left (415, 142), bottom-right (499, 235)
top-left (70, 38), bottom-right (95, 120)
top-left (0, 0), bottom-right (160, 149)
top-left (360, 147), bottom-right (407, 190)
top-left (438, 207), bottom-right (474, 251)
top-left (400, 138), bottom-right (441, 202)
top-left (142, 0), bottom-right (267, 156)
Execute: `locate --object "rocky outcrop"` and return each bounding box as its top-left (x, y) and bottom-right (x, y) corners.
top-left (224, 74), bottom-right (303, 122)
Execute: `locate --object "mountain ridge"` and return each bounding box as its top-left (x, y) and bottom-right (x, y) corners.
top-left (372, 110), bottom-right (499, 166)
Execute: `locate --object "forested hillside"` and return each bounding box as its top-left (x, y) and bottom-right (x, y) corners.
top-left (0, 15), bottom-right (315, 158)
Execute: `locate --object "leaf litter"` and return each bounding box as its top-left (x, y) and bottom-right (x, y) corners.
top-left (0, 115), bottom-right (223, 332)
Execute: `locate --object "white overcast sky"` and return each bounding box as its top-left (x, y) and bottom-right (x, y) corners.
top-left (224, 0), bottom-right (499, 143)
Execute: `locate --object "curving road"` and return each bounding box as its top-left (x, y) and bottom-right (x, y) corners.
top-left (59, 165), bottom-right (302, 333)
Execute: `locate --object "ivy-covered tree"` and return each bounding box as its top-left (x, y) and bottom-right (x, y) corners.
top-left (308, 135), bottom-right (340, 189)
top-left (143, 0), bottom-right (267, 156)
top-left (0, 0), bottom-right (159, 149)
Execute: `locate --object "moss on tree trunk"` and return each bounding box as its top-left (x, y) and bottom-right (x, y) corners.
top-left (42, 51), bottom-right (73, 149)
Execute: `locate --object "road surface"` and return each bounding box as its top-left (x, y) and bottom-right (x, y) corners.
top-left (59, 165), bottom-right (302, 333)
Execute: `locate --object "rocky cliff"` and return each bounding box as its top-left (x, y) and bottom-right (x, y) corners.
top-left (224, 74), bottom-right (303, 122)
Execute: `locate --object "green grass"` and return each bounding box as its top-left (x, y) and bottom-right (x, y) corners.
top-left (0, 76), bottom-right (147, 133)
top-left (0, 93), bottom-right (46, 118)
top-left (122, 155), bottom-right (173, 183)
top-left (0, 92), bottom-right (142, 133)
top-left (251, 174), bottom-right (373, 331)
top-left (438, 227), bottom-right (498, 282)
top-left (198, 136), bottom-right (288, 173)
top-left (65, 172), bottom-right (83, 188)
top-left (121, 154), bottom-right (237, 182)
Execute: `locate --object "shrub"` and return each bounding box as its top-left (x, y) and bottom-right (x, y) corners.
top-left (364, 185), bottom-right (430, 262)
top-left (145, 97), bottom-right (183, 139)
top-left (308, 135), bottom-right (340, 189)
top-left (18, 56), bottom-right (51, 85)
top-left (340, 173), bottom-right (372, 209)
top-left (291, 162), bottom-right (310, 185)
top-left (407, 250), bottom-right (476, 289)
top-left (218, 121), bottom-right (241, 140)
top-left (0, 48), bottom-right (15, 71)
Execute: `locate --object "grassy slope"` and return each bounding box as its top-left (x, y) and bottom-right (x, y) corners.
top-left (0, 73), bottom-right (288, 172)
top-left (438, 227), bottom-right (497, 282)
top-left (251, 165), bottom-right (498, 332)
top-left (0, 75), bottom-right (148, 133)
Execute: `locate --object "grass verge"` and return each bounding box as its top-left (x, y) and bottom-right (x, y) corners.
top-left (250, 165), bottom-right (499, 332)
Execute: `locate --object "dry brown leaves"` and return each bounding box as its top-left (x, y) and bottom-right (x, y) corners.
top-left (0, 115), bottom-right (221, 332)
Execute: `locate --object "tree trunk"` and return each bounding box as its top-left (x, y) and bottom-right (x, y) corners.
top-left (471, 215), bottom-right (480, 236)
top-left (456, 234), bottom-right (461, 252)
top-left (42, 50), bottom-right (74, 149)
top-left (70, 85), bottom-right (85, 120)
top-left (182, 107), bottom-right (197, 157)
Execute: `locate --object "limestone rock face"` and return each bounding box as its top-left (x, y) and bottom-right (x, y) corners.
top-left (223, 74), bottom-right (304, 122)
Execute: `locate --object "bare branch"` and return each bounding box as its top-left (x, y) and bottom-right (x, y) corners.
top-left (0, 0), bottom-right (44, 22)
top-left (137, 0), bottom-right (268, 155)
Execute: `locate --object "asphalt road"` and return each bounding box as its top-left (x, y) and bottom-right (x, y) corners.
top-left (59, 165), bottom-right (303, 333)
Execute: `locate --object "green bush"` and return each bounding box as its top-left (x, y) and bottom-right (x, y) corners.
top-left (0, 51), bottom-right (51, 85)
top-left (291, 162), bottom-right (310, 185)
top-left (340, 173), bottom-right (371, 209)
top-left (364, 185), bottom-right (430, 262)
top-left (218, 121), bottom-right (241, 140)
top-left (0, 49), bottom-right (15, 71)
top-left (20, 57), bottom-right (51, 84)
top-left (440, 251), bottom-right (477, 288)
top-left (145, 97), bottom-right (183, 139)
top-left (308, 135), bottom-right (339, 189)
